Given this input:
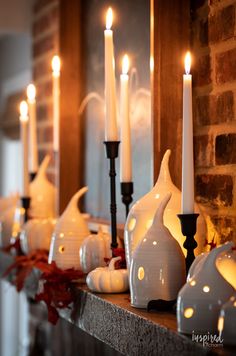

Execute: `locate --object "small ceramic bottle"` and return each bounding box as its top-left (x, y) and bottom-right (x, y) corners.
top-left (130, 193), bottom-right (186, 308)
top-left (48, 187), bottom-right (90, 270)
top-left (124, 149), bottom-right (206, 269)
top-left (177, 242), bottom-right (235, 335)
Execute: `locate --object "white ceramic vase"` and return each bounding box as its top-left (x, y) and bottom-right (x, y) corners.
top-left (218, 292), bottom-right (236, 346)
top-left (177, 242), bottom-right (235, 335)
top-left (20, 218), bottom-right (56, 254)
top-left (130, 193), bottom-right (186, 308)
top-left (48, 187), bottom-right (90, 270)
top-left (124, 149), bottom-right (206, 269)
top-left (29, 155), bottom-right (57, 219)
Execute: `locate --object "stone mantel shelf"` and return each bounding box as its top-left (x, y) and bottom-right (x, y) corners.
top-left (0, 251), bottom-right (234, 356)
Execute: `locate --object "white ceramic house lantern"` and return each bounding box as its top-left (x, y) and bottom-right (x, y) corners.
top-left (124, 149), bottom-right (206, 269)
top-left (48, 187), bottom-right (89, 270)
top-left (218, 292), bottom-right (236, 346)
top-left (30, 155), bottom-right (57, 219)
top-left (80, 227), bottom-right (112, 273)
top-left (177, 242), bottom-right (235, 335)
top-left (130, 193), bottom-right (186, 308)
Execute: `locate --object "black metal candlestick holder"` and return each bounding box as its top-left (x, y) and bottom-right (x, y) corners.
top-left (177, 213), bottom-right (199, 273)
top-left (21, 197), bottom-right (31, 223)
top-left (29, 172), bottom-right (37, 182)
top-left (104, 141), bottom-right (120, 252)
top-left (121, 182), bottom-right (133, 218)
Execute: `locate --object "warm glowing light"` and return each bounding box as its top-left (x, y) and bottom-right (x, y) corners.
top-left (128, 218), bottom-right (136, 232)
top-left (153, 241), bottom-right (157, 246)
top-left (122, 54), bottom-right (129, 75)
top-left (138, 267), bottom-right (145, 280)
top-left (218, 316), bottom-right (224, 332)
top-left (26, 84), bottom-right (36, 102)
top-left (184, 308), bottom-right (194, 318)
top-left (58, 245), bottom-right (65, 253)
top-left (19, 101), bottom-right (28, 121)
top-left (203, 285), bottom-right (210, 293)
top-left (150, 56), bottom-right (154, 72)
top-left (146, 219), bottom-right (153, 230)
top-left (155, 194), bottom-right (160, 199)
top-left (190, 280), bottom-right (196, 286)
top-left (184, 51), bottom-right (191, 75)
top-left (51, 55), bottom-right (61, 75)
top-left (234, 301), bottom-right (236, 307)
top-left (106, 7), bottom-right (113, 30)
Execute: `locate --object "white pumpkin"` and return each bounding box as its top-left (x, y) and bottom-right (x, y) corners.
top-left (80, 227), bottom-right (112, 273)
top-left (86, 256), bottom-right (129, 293)
top-left (20, 218), bottom-right (56, 254)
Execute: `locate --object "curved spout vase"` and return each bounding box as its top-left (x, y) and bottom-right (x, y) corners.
top-left (124, 149), bottom-right (206, 269)
top-left (130, 193), bottom-right (186, 308)
top-left (29, 155), bottom-right (57, 219)
top-left (177, 242), bottom-right (235, 335)
top-left (48, 187), bottom-right (90, 270)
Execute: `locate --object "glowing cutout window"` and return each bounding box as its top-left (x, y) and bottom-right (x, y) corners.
top-left (80, 0), bottom-right (152, 223)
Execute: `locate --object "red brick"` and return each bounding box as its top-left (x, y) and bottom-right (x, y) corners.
top-left (194, 135), bottom-right (213, 167)
top-left (33, 6), bottom-right (58, 37)
top-left (215, 134), bottom-right (236, 165)
top-left (36, 81), bottom-right (52, 100)
top-left (210, 216), bottom-right (236, 244)
top-left (195, 91), bottom-right (234, 125)
top-left (33, 34), bottom-right (56, 58)
top-left (209, 5), bottom-right (235, 43)
top-left (216, 48), bottom-right (236, 85)
top-left (36, 103), bottom-right (53, 122)
top-left (196, 174), bottom-right (233, 207)
top-left (33, 59), bottom-right (51, 79)
top-left (38, 125), bottom-right (53, 144)
top-left (34, 0), bottom-right (58, 14)
top-left (193, 54), bottom-right (211, 87)
top-left (199, 18), bottom-right (208, 47)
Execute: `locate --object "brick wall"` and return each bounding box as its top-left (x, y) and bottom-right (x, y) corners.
top-left (32, 0), bottom-right (59, 183)
top-left (192, 0), bottom-right (236, 244)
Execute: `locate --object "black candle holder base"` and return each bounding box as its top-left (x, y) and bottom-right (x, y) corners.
top-left (177, 213), bottom-right (199, 273)
top-left (21, 197), bottom-right (31, 223)
top-left (121, 182), bottom-right (133, 218)
top-left (30, 172), bottom-right (37, 182)
top-left (104, 141), bottom-right (120, 252)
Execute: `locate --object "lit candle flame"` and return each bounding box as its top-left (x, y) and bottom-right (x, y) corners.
top-left (19, 101), bottom-right (28, 122)
top-left (52, 55), bottom-right (61, 76)
top-left (106, 7), bottom-right (113, 30)
top-left (26, 84), bottom-right (36, 102)
top-left (122, 54), bottom-right (129, 75)
top-left (185, 51), bottom-right (191, 75)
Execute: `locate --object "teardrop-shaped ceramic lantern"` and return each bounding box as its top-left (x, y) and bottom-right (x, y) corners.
top-left (48, 187), bottom-right (90, 270)
top-left (177, 242), bottom-right (235, 335)
top-left (124, 149), bottom-right (206, 268)
top-left (130, 193), bottom-right (186, 308)
top-left (30, 155), bottom-right (57, 219)
top-left (218, 292), bottom-right (236, 346)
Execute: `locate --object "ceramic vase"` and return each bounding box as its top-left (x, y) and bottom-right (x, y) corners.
top-left (130, 193), bottom-right (186, 308)
top-left (29, 155), bottom-right (57, 219)
top-left (124, 149), bottom-right (206, 269)
top-left (218, 292), bottom-right (236, 346)
top-left (48, 187), bottom-right (90, 270)
top-left (20, 218), bottom-right (56, 254)
top-left (177, 242), bottom-right (235, 335)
